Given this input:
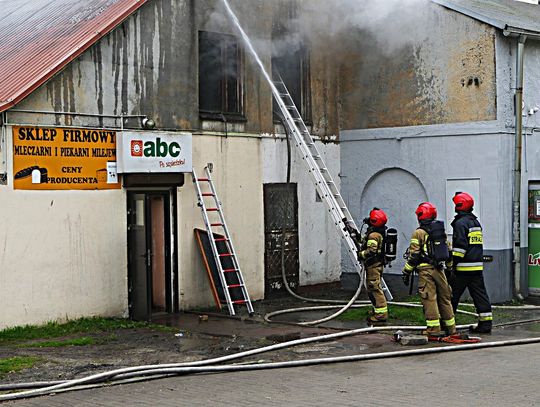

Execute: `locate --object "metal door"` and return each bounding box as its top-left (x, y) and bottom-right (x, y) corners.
top-left (263, 183), bottom-right (299, 294)
top-left (127, 193), bottom-right (151, 320)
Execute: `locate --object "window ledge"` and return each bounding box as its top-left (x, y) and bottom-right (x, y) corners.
top-left (199, 112), bottom-right (247, 123)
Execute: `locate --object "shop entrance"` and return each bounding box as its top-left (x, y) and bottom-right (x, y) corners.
top-left (127, 190), bottom-right (176, 320)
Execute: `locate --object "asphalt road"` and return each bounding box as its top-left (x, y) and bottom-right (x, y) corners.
top-left (4, 341), bottom-right (539, 406)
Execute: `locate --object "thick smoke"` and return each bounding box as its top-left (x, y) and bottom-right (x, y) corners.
top-left (296, 0), bottom-right (431, 56)
top-left (213, 0), bottom-right (431, 59)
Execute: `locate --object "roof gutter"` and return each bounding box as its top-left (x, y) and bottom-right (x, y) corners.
top-left (504, 27), bottom-right (540, 41)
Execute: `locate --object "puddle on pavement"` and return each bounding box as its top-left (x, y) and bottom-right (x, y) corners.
top-left (523, 322), bottom-right (540, 332)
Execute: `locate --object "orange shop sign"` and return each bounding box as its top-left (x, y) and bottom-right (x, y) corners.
top-left (12, 126), bottom-right (120, 190)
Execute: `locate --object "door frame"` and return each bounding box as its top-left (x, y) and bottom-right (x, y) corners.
top-left (127, 188), bottom-right (177, 319)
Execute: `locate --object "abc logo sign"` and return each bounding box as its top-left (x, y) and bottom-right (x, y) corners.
top-left (130, 138), bottom-right (181, 158)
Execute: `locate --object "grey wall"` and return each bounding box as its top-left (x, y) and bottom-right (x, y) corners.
top-left (338, 9), bottom-right (531, 303)
top-left (340, 122), bottom-right (514, 303)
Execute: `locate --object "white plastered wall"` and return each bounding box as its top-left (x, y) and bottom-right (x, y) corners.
top-left (262, 136), bottom-right (341, 286)
top-left (177, 134), bottom-right (265, 309)
top-left (0, 126), bottom-right (128, 330)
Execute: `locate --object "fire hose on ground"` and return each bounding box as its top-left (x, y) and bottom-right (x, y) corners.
top-left (2, 320), bottom-right (540, 401)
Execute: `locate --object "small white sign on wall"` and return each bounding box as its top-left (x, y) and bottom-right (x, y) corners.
top-left (445, 178), bottom-right (481, 239)
top-left (117, 131), bottom-right (192, 173)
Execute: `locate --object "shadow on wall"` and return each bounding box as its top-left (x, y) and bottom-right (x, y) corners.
top-left (361, 167), bottom-right (428, 273)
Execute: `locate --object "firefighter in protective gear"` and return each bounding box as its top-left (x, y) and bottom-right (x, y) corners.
top-left (358, 208), bottom-right (388, 323)
top-left (450, 192), bottom-right (492, 333)
top-left (402, 202), bottom-right (457, 336)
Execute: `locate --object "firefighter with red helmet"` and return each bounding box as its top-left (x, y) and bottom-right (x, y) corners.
top-left (450, 192), bottom-right (492, 333)
top-left (358, 208), bottom-right (388, 323)
top-left (402, 202), bottom-right (457, 336)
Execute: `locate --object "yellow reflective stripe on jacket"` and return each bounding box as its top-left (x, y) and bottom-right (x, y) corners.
top-left (452, 251), bottom-right (465, 258)
top-left (456, 262), bottom-right (484, 271)
top-left (404, 263), bottom-right (414, 272)
top-left (367, 239), bottom-right (378, 248)
top-left (410, 238), bottom-right (420, 245)
top-left (442, 317), bottom-right (455, 326)
top-left (374, 306), bottom-right (388, 314)
top-left (426, 319), bottom-right (440, 327)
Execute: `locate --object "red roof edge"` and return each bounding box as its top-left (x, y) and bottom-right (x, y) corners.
top-left (0, 0), bottom-right (148, 114)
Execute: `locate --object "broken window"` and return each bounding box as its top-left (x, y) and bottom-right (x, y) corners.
top-left (198, 31), bottom-right (244, 119)
top-left (271, 5), bottom-right (311, 124)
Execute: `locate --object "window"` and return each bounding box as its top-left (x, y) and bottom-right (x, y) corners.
top-left (272, 46), bottom-right (311, 123)
top-left (199, 31), bottom-right (244, 119)
top-left (271, 4), bottom-right (311, 124)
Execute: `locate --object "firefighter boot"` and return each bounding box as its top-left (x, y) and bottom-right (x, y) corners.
top-left (422, 326), bottom-right (445, 337)
top-left (470, 320), bottom-right (492, 334)
top-left (367, 313), bottom-right (388, 323)
top-left (444, 324), bottom-right (457, 336)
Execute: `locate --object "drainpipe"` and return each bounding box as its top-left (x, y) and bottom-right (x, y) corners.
top-left (513, 35), bottom-right (526, 300)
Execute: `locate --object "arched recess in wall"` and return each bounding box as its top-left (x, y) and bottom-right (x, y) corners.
top-left (360, 168), bottom-right (428, 273)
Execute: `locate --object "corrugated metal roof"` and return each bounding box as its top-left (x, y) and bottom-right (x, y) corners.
top-left (432, 0), bottom-right (540, 35)
top-left (0, 0), bottom-right (147, 113)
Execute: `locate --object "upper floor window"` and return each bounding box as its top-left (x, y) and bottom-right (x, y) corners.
top-left (199, 31), bottom-right (244, 120)
top-left (272, 46), bottom-right (311, 124)
top-left (271, 4), bottom-right (311, 124)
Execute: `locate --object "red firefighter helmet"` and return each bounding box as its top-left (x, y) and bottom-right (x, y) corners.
top-left (453, 192), bottom-right (474, 212)
top-left (368, 208), bottom-right (388, 227)
top-left (415, 202), bottom-right (437, 221)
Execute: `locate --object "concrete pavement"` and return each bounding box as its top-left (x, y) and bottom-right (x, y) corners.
top-left (4, 340), bottom-right (539, 406)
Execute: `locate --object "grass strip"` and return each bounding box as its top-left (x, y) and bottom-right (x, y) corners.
top-left (0, 356), bottom-right (42, 377)
top-left (0, 317), bottom-right (175, 344)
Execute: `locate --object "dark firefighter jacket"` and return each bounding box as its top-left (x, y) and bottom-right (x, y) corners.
top-left (451, 212), bottom-right (483, 274)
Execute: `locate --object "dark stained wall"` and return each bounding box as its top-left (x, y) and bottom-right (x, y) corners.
top-left (15, 0), bottom-right (341, 140)
top-left (339, 3), bottom-right (497, 130)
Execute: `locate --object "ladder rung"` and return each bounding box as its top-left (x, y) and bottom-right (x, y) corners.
top-left (202, 193), bottom-right (214, 196)
top-left (210, 223), bottom-right (223, 227)
top-left (219, 253), bottom-right (233, 257)
top-left (206, 208), bottom-right (219, 211)
top-left (197, 178), bottom-right (209, 182)
top-left (223, 268), bottom-right (237, 273)
top-left (214, 237), bottom-right (228, 242)
top-left (232, 300), bottom-right (247, 304)
top-left (228, 284), bottom-right (243, 288)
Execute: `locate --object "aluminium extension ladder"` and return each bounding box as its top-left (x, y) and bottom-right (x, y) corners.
top-left (220, 0), bottom-right (391, 300)
top-left (272, 74), bottom-right (393, 301)
top-left (192, 166), bottom-right (254, 316)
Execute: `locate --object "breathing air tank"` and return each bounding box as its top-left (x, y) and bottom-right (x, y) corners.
top-left (385, 228), bottom-right (398, 265)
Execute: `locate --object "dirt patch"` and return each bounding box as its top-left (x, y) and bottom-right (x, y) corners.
top-left (2, 289), bottom-right (540, 386)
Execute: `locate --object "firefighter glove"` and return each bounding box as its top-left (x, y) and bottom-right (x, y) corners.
top-left (402, 272), bottom-right (410, 286)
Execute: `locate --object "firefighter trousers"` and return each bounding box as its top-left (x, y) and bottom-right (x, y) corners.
top-left (451, 273), bottom-right (492, 330)
top-left (417, 266), bottom-right (456, 335)
top-left (366, 263), bottom-right (387, 317)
